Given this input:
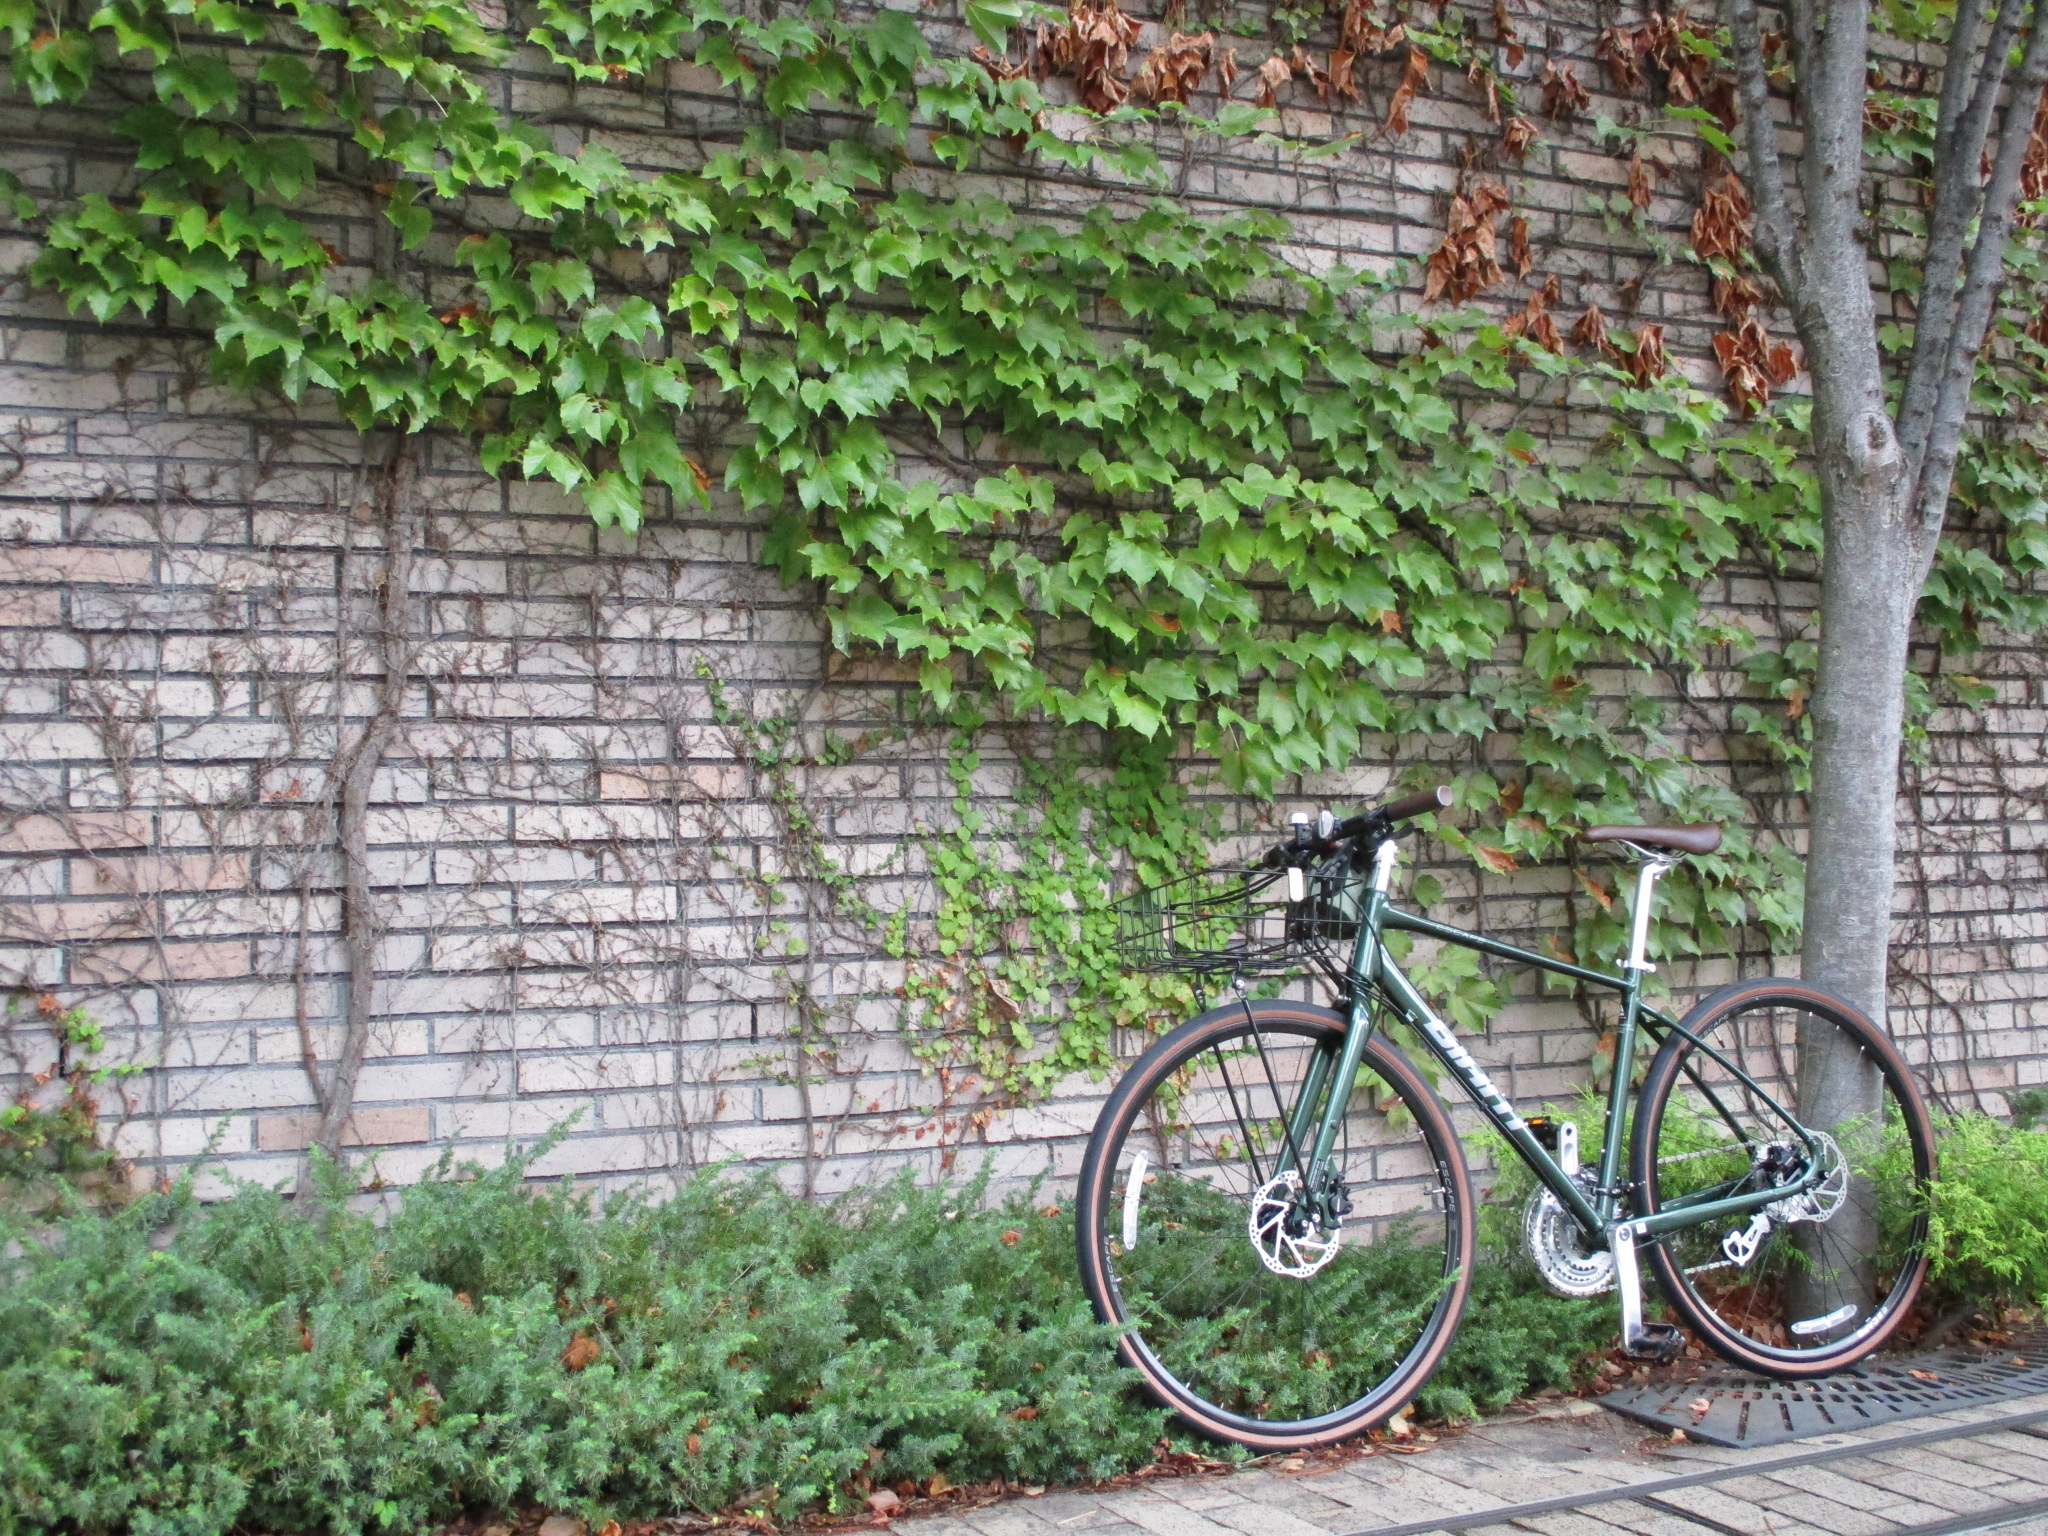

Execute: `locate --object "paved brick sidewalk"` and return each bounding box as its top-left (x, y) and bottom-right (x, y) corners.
top-left (894, 1391), bottom-right (2048, 1536)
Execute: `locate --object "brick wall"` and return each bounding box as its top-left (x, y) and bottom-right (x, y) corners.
top-left (0, 2), bottom-right (2040, 1200)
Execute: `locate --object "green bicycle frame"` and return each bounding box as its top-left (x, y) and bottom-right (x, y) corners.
top-left (1283, 835), bottom-right (1826, 1250)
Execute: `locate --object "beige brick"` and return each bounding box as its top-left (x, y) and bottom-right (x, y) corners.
top-left (0, 543), bottom-right (152, 584)
top-left (256, 1105), bottom-right (432, 1151)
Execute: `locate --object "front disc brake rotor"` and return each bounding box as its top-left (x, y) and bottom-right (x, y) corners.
top-left (1248, 1169), bottom-right (1343, 1278)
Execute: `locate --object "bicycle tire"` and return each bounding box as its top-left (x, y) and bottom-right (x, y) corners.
top-left (1632, 978), bottom-right (1936, 1378)
top-left (1075, 999), bottom-right (1474, 1450)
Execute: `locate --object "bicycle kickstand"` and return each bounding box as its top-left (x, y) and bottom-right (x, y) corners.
top-left (1612, 1224), bottom-right (1685, 1363)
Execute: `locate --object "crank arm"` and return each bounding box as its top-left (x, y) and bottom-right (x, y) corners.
top-left (1612, 1223), bottom-right (1683, 1362)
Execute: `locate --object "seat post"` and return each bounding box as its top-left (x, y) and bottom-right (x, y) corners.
top-left (1624, 855), bottom-right (1677, 973)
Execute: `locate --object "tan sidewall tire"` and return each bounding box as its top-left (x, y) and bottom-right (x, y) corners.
top-left (1632, 978), bottom-right (1935, 1380)
top-left (1075, 999), bottom-right (1476, 1450)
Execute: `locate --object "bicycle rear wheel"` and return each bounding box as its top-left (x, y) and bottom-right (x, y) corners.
top-left (1632, 979), bottom-right (1935, 1377)
top-left (1075, 999), bottom-right (1473, 1450)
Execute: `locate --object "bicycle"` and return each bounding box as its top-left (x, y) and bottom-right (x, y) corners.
top-left (1075, 787), bottom-right (1936, 1451)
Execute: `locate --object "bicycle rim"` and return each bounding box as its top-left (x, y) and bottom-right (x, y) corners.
top-left (1076, 1000), bottom-right (1472, 1449)
top-left (1635, 981), bottom-right (1934, 1375)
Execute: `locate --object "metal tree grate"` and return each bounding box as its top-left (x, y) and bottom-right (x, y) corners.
top-left (1600, 1328), bottom-right (2048, 1448)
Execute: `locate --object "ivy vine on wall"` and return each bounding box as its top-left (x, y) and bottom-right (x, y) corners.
top-left (5, 0), bottom-right (2047, 1095)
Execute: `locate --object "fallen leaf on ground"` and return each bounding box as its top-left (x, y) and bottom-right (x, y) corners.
top-left (561, 1331), bottom-right (601, 1372)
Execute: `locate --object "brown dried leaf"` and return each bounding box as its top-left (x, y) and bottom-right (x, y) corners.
top-left (1501, 115), bottom-right (1537, 159)
top-left (1627, 154), bottom-right (1655, 212)
top-left (1627, 323), bottom-right (1668, 385)
top-left (1131, 30), bottom-right (1215, 106)
top-left (1712, 315), bottom-right (1797, 414)
top-left (1477, 845), bottom-right (1519, 873)
top-left (1253, 52), bottom-right (1292, 108)
top-left (1423, 181), bottom-right (1511, 304)
top-left (1492, 0), bottom-right (1525, 68)
top-left (1385, 45), bottom-right (1428, 135)
top-left (1571, 302), bottom-right (1616, 357)
top-left (1595, 25), bottom-right (1644, 92)
top-left (1340, 0), bottom-right (1405, 55)
top-left (1290, 44), bottom-right (1331, 102)
top-left (1504, 273), bottom-right (1563, 353)
top-left (1509, 214), bottom-right (1531, 278)
top-left (1711, 272), bottom-right (1762, 319)
top-left (1713, 331), bottom-right (1767, 416)
top-left (1469, 59), bottom-right (1502, 123)
top-left (1330, 46), bottom-right (1359, 101)
top-left (2021, 84), bottom-right (2048, 221)
top-left (1046, 0), bottom-right (1140, 112)
top-left (1540, 61), bottom-right (1589, 122)
top-left (1691, 171), bottom-right (1753, 263)
top-left (561, 1331), bottom-right (601, 1372)
top-left (972, 45), bottom-right (1028, 84)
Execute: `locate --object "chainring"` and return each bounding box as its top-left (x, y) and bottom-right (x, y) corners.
top-left (1522, 1171), bottom-right (1615, 1296)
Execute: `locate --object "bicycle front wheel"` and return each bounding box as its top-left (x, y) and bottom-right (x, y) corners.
top-left (1633, 979), bottom-right (1935, 1377)
top-left (1075, 999), bottom-right (1473, 1450)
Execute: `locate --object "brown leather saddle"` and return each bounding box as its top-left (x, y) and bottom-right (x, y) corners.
top-left (1582, 823), bottom-right (1722, 856)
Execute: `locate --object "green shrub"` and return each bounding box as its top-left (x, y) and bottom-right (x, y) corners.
top-left (1891, 1111), bottom-right (2048, 1311)
top-left (0, 1143), bottom-right (1611, 1536)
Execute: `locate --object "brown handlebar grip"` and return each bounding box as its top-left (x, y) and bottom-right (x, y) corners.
top-left (1382, 784), bottom-right (1453, 822)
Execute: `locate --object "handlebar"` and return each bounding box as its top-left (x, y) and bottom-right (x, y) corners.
top-left (1264, 785), bottom-right (1453, 868)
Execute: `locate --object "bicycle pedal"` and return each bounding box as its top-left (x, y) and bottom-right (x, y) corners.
top-left (1624, 1322), bottom-right (1685, 1363)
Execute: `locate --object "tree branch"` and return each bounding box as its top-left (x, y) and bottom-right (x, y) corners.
top-left (1911, 0), bottom-right (2048, 532)
top-left (1790, 0), bottom-right (1882, 338)
top-left (1725, 0), bottom-right (1807, 303)
top-left (1785, 0), bottom-right (1820, 92)
top-left (1898, 0), bottom-right (2017, 471)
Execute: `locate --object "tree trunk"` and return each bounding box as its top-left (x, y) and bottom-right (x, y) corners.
top-left (1791, 393), bottom-right (1929, 1323)
top-left (1800, 407), bottom-right (1919, 1027)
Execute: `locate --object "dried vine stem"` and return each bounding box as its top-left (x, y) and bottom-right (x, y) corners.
top-left (307, 439), bottom-right (421, 1178)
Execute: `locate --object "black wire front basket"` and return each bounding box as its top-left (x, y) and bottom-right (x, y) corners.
top-left (1114, 854), bottom-right (1367, 980)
